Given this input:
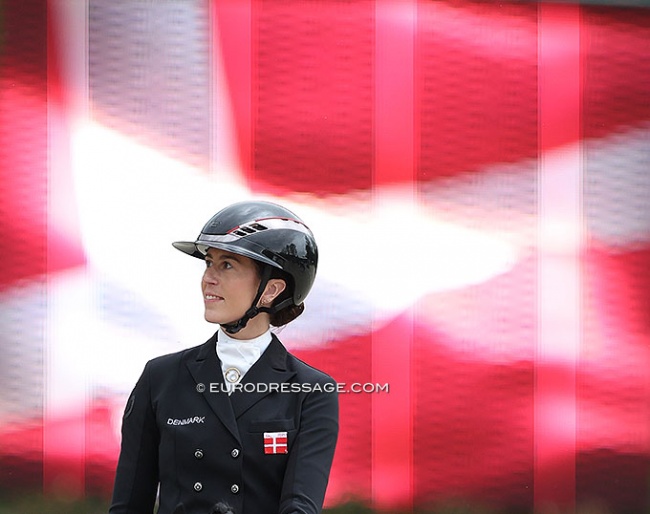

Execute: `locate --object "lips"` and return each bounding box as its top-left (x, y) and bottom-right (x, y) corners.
top-left (204, 294), bottom-right (223, 301)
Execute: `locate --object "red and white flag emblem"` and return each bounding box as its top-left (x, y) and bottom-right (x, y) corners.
top-left (264, 431), bottom-right (288, 454)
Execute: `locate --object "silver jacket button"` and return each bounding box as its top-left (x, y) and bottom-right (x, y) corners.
top-left (230, 484), bottom-right (239, 494)
top-left (194, 449), bottom-right (204, 459)
top-left (230, 448), bottom-right (240, 458)
top-left (194, 482), bottom-right (203, 492)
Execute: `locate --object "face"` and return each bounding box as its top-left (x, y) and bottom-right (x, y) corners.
top-left (202, 247), bottom-right (262, 330)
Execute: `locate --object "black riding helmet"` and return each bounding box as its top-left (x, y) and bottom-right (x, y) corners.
top-left (172, 201), bottom-right (318, 333)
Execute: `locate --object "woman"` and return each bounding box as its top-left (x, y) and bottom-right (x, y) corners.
top-left (110, 201), bottom-right (339, 514)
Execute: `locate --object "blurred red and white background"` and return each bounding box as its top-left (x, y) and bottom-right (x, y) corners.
top-left (1, 0), bottom-right (649, 512)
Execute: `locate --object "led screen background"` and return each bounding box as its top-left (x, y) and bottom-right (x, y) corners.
top-left (1, 0), bottom-right (649, 512)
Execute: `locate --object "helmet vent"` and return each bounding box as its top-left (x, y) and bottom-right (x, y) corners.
top-left (232, 222), bottom-right (268, 237)
top-left (230, 222), bottom-right (268, 237)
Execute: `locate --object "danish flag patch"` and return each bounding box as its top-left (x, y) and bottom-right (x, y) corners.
top-left (264, 431), bottom-right (288, 454)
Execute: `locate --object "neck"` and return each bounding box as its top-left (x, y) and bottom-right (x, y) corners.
top-left (221, 314), bottom-right (271, 340)
top-left (219, 326), bottom-right (271, 344)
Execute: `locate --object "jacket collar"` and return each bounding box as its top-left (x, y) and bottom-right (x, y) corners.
top-left (186, 333), bottom-right (240, 442)
top-left (186, 333), bottom-right (297, 435)
top-left (228, 334), bottom-right (296, 418)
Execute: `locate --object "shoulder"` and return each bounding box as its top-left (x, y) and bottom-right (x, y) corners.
top-left (146, 343), bottom-right (201, 367)
top-left (270, 334), bottom-right (334, 383)
top-left (284, 348), bottom-right (336, 386)
top-left (143, 337), bottom-right (214, 374)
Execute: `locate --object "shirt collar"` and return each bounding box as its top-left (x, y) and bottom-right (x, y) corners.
top-left (216, 327), bottom-right (273, 367)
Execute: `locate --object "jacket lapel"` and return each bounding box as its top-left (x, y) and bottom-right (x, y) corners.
top-left (229, 335), bottom-right (296, 419)
top-left (185, 334), bottom-right (241, 443)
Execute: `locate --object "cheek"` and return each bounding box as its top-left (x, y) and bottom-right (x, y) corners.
top-left (241, 276), bottom-right (261, 301)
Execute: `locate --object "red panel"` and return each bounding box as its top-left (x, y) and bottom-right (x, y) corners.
top-left (418, 1), bottom-right (539, 181)
top-left (0, 0), bottom-right (48, 289)
top-left (582, 8), bottom-right (650, 139)
top-left (251, 0), bottom-right (375, 195)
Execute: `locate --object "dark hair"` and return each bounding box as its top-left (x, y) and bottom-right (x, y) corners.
top-left (254, 261), bottom-right (304, 326)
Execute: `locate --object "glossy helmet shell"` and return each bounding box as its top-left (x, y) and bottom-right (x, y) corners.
top-left (172, 201), bottom-right (318, 305)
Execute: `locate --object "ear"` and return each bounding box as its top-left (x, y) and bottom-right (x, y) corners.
top-left (260, 278), bottom-right (287, 306)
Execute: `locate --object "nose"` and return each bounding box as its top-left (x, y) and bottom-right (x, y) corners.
top-left (202, 266), bottom-right (218, 284)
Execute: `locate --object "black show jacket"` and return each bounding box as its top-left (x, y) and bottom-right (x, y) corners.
top-left (109, 333), bottom-right (339, 514)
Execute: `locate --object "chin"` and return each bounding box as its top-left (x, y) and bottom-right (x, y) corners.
top-left (204, 312), bottom-right (222, 325)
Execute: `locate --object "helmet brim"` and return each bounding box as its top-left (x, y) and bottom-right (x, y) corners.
top-left (172, 240), bottom-right (282, 270)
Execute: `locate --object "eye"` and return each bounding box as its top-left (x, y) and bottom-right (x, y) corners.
top-left (205, 259), bottom-right (213, 268)
top-left (222, 260), bottom-right (233, 270)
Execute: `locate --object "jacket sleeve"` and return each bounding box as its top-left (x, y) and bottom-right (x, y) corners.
top-left (109, 362), bottom-right (160, 514)
top-left (278, 379), bottom-right (339, 514)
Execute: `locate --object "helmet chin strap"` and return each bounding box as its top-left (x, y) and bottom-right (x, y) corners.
top-left (221, 266), bottom-right (292, 335)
